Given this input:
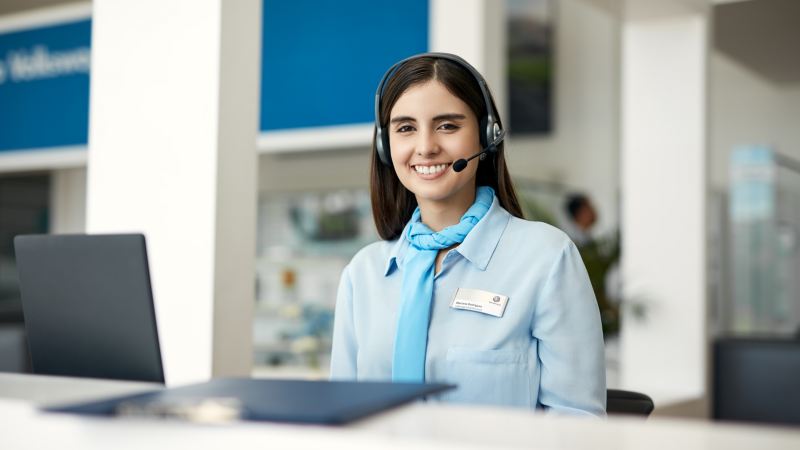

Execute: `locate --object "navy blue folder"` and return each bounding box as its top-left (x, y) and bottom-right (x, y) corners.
top-left (45, 378), bottom-right (454, 425)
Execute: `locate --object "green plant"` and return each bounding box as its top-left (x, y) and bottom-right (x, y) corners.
top-left (577, 232), bottom-right (621, 336)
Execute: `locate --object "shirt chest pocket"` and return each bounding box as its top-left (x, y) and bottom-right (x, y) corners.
top-left (439, 348), bottom-right (533, 408)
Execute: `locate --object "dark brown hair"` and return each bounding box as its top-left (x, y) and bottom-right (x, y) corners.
top-left (370, 56), bottom-right (523, 240)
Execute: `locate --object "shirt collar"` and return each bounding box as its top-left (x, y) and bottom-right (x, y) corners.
top-left (383, 195), bottom-right (511, 276)
top-left (384, 220), bottom-right (411, 276)
top-left (453, 195), bottom-right (511, 271)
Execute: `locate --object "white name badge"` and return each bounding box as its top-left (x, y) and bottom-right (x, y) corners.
top-left (450, 288), bottom-right (509, 318)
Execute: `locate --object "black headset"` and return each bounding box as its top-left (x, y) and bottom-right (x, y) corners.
top-left (374, 52), bottom-right (505, 167)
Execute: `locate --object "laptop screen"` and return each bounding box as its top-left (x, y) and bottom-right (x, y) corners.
top-left (14, 234), bottom-right (164, 383)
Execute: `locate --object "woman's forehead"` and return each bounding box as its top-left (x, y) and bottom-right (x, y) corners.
top-left (390, 80), bottom-right (474, 120)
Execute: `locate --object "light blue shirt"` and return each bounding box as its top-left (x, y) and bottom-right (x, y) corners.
top-left (330, 195), bottom-right (606, 417)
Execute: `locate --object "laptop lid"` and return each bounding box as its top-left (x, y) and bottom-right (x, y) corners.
top-left (14, 234), bottom-right (164, 383)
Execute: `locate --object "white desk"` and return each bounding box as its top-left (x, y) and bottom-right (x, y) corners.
top-left (2, 373), bottom-right (799, 450)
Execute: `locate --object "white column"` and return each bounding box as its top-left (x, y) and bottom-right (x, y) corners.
top-left (86, 0), bottom-right (261, 385)
top-left (620, 0), bottom-right (709, 403)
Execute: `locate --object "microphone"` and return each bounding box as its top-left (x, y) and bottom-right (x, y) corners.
top-left (452, 130), bottom-right (506, 173)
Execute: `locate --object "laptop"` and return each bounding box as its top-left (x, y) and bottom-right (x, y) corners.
top-left (14, 234), bottom-right (165, 383)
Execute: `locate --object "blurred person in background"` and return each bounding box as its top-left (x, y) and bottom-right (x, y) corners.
top-left (562, 193), bottom-right (597, 248)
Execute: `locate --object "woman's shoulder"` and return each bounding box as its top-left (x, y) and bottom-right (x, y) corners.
top-left (503, 214), bottom-right (574, 254)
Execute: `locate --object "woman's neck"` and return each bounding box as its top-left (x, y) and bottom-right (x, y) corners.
top-left (416, 187), bottom-right (477, 232)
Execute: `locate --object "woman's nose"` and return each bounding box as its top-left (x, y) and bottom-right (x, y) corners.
top-left (416, 128), bottom-right (440, 157)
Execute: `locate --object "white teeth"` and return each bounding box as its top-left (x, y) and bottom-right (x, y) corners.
top-left (414, 164), bottom-right (447, 175)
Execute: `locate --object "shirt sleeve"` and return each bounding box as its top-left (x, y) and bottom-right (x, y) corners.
top-left (329, 264), bottom-right (357, 380)
top-left (533, 241), bottom-right (607, 417)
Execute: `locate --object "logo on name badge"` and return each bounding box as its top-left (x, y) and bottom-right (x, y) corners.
top-left (492, 296), bottom-right (500, 303)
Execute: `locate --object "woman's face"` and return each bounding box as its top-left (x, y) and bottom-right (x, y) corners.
top-left (388, 80), bottom-right (481, 208)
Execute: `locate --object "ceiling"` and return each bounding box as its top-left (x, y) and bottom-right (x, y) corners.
top-left (714, 0), bottom-right (800, 85)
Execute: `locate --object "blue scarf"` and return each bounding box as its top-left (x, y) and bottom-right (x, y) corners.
top-left (391, 186), bottom-right (495, 381)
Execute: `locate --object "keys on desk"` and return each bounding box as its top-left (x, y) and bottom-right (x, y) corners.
top-left (115, 397), bottom-right (243, 424)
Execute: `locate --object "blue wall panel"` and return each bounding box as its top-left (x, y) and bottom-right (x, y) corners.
top-left (260, 0), bottom-right (428, 131)
top-left (0, 20), bottom-right (91, 152)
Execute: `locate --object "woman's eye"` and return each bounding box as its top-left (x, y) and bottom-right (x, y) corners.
top-left (396, 125), bottom-right (414, 133)
top-left (438, 123), bottom-right (460, 131)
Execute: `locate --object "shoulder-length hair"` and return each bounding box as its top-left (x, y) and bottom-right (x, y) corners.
top-left (370, 56), bottom-right (523, 240)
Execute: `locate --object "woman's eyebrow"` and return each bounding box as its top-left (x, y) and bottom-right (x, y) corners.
top-left (433, 113), bottom-right (466, 122)
top-left (390, 116), bottom-right (416, 124)
top-left (390, 113), bottom-right (467, 124)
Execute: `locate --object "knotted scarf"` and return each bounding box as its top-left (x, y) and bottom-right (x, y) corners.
top-left (391, 186), bottom-right (495, 381)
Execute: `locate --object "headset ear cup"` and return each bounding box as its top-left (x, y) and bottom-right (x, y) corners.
top-left (489, 121), bottom-right (501, 143)
top-left (376, 127), bottom-right (391, 166)
top-left (489, 122), bottom-right (504, 151)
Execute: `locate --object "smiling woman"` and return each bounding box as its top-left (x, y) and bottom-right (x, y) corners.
top-left (329, 53), bottom-right (607, 417)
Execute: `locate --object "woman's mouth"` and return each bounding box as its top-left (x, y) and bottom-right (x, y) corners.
top-left (412, 163), bottom-right (451, 179)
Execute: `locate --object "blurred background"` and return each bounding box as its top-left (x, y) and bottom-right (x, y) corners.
top-left (0, 0), bottom-right (798, 420)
